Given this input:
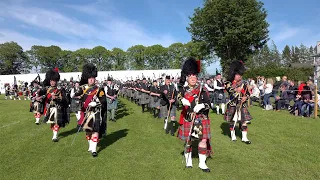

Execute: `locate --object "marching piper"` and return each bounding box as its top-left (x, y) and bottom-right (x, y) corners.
top-left (213, 73), bottom-right (226, 114)
top-left (30, 80), bottom-right (44, 124)
top-left (224, 61), bottom-right (252, 144)
top-left (149, 80), bottom-right (161, 118)
top-left (160, 75), bottom-right (177, 136)
top-left (105, 77), bottom-right (119, 122)
top-left (42, 68), bottom-right (70, 142)
top-left (76, 64), bottom-right (107, 157)
top-left (70, 81), bottom-right (82, 121)
top-left (178, 57), bottom-right (212, 172)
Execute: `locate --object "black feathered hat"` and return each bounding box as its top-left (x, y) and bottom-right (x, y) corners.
top-left (43, 68), bottom-right (60, 86)
top-left (80, 63), bottom-right (98, 85)
top-left (24, 82), bottom-right (28, 86)
top-left (227, 60), bottom-right (245, 82)
top-left (107, 76), bottom-right (112, 81)
top-left (179, 57), bottom-right (201, 85)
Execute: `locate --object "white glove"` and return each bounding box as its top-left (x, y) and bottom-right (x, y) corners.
top-left (193, 103), bottom-right (205, 113)
top-left (181, 98), bottom-right (191, 106)
top-left (88, 102), bottom-right (97, 107)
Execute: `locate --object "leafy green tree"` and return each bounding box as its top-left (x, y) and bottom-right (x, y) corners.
top-left (167, 43), bottom-right (186, 69)
top-left (111, 48), bottom-right (126, 70)
top-left (144, 45), bottom-right (168, 70)
top-left (91, 46), bottom-right (112, 71)
top-left (26, 45), bottom-right (42, 73)
top-left (187, 0), bottom-right (269, 73)
top-left (72, 48), bottom-right (92, 71)
top-left (0, 42), bottom-right (29, 75)
top-left (282, 45), bottom-right (291, 66)
top-left (34, 45), bottom-right (62, 72)
top-left (126, 45), bottom-right (146, 70)
top-left (59, 50), bottom-right (73, 72)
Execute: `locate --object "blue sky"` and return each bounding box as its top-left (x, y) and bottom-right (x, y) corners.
top-left (0, 0), bottom-right (319, 73)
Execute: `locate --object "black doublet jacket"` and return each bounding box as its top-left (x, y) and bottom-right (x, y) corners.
top-left (160, 84), bottom-right (177, 106)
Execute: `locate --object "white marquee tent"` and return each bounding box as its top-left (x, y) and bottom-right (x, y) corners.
top-left (0, 69), bottom-right (181, 94)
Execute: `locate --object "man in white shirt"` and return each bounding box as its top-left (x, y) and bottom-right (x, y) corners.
top-left (213, 73), bottom-right (226, 114)
top-left (204, 79), bottom-right (215, 108)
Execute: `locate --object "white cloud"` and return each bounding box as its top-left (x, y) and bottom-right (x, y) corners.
top-left (0, 29), bottom-right (97, 51)
top-left (4, 5), bottom-right (98, 39)
top-left (0, 1), bottom-right (178, 50)
top-left (176, 10), bottom-right (189, 26)
top-left (271, 23), bottom-right (302, 43)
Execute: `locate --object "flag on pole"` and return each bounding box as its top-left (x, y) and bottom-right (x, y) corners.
top-left (14, 76), bottom-right (17, 85)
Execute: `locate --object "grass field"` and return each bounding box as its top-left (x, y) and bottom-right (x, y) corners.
top-left (0, 95), bottom-right (320, 180)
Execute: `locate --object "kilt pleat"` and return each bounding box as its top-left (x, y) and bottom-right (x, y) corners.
top-left (224, 105), bottom-right (252, 122)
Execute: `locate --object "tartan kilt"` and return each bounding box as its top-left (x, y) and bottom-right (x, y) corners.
top-left (70, 99), bottom-right (81, 112)
top-left (178, 117), bottom-right (211, 141)
top-left (133, 91), bottom-right (139, 99)
top-left (107, 98), bottom-right (118, 110)
top-left (43, 104), bottom-right (69, 127)
top-left (160, 105), bottom-right (176, 118)
top-left (212, 92), bottom-right (226, 104)
top-left (32, 101), bottom-right (44, 113)
top-left (149, 96), bottom-right (160, 108)
top-left (128, 90), bottom-right (133, 98)
top-left (140, 93), bottom-right (149, 105)
top-left (224, 105), bottom-right (252, 123)
top-left (82, 108), bottom-right (102, 133)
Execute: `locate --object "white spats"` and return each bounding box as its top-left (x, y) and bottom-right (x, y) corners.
top-left (35, 118), bottom-right (40, 124)
top-left (88, 140), bottom-right (93, 152)
top-left (184, 152), bottom-right (193, 167)
top-left (231, 130), bottom-right (237, 141)
top-left (216, 106), bottom-right (220, 114)
top-left (75, 112), bottom-right (81, 121)
top-left (91, 141), bottom-right (97, 153)
top-left (242, 131), bottom-right (249, 142)
top-left (198, 154), bottom-right (209, 170)
top-left (52, 131), bottom-right (58, 140)
top-left (221, 103), bottom-right (225, 114)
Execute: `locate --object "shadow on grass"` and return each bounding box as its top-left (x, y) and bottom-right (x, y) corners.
top-left (98, 129), bottom-right (129, 153)
top-left (59, 127), bottom-right (79, 139)
top-left (220, 122), bottom-right (242, 138)
top-left (107, 100), bottom-right (130, 120)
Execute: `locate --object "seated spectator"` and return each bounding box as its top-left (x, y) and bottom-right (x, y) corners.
top-left (275, 85), bottom-right (289, 111)
top-left (300, 85), bottom-right (313, 117)
top-left (281, 76), bottom-right (289, 88)
top-left (263, 78), bottom-right (273, 110)
top-left (290, 94), bottom-right (303, 116)
top-left (272, 76), bottom-right (282, 100)
top-left (287, 80), bottom-right (298, 104)
top-left (297, 81), bottom-right (306, 95)
top-left (250, 83), bottom-right (260, 104)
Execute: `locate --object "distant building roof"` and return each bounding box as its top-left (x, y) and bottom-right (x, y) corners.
top-left (312, 53), bottom-right (320, 57)
top-left (290, 63), bottom-right (313, 68)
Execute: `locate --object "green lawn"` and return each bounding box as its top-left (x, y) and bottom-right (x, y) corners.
top-left (0, 95), bottom-right (319, 180)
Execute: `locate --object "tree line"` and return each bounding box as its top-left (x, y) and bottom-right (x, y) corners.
top-left (0, 41), bottom-right (214, 75)
top-left (0, 0), bottom-right (317, 81)
top-left (243, 41), bottom-right (315, 80)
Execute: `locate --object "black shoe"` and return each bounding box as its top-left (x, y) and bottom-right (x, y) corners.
top-left (242, 140), bottom-right (251, 144)
top-left (92, 152), bottom-right (98, 157)
top-left (52, 138), bottom-right (58, 142)
top-left (186, 166), bottom-right (193, 168)
top-left (171, 133), bottom-right (175, 136)
top-left (200, 168), bottom-right (210, 172)
top-left (36, 122), bottom-right (40, 125)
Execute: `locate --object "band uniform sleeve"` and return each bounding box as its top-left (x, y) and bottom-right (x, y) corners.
top-left (98, 88), bottom-right (106, 105)
top-left (225, 81), bottom-right (234, 95)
